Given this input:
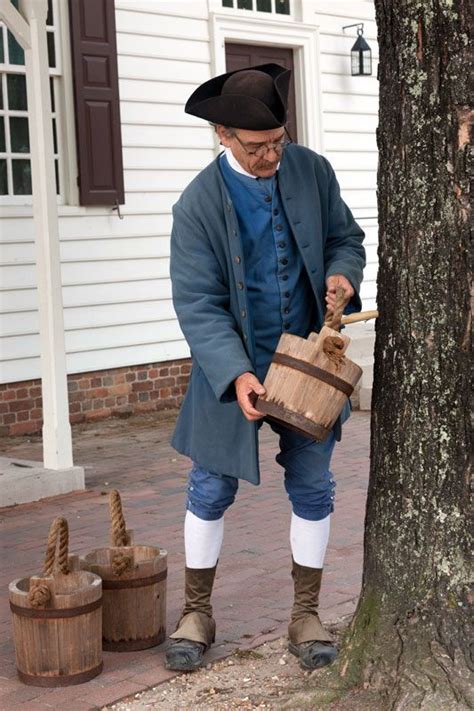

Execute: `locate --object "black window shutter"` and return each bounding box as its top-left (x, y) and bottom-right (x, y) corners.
top-left (68, 0), bottom-right (125, 205)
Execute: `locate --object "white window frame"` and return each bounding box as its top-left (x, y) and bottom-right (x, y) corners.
top-left (215, 0), bottom-right (297, 20)
top-left (0, 0), bottom-right (80, 210)
top-left (210, 11), bottom-right (323, 153)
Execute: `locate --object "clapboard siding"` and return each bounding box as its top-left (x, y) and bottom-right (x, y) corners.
top-left (0, 0), bottom-right (380, 385)
top-left (312, 0), bottom-right (379, 255)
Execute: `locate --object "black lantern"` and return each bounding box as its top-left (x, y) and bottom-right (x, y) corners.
top-left (342, 23), bottom-right (372, 76)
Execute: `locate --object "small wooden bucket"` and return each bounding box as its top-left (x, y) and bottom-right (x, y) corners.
top-left (9, 517), bottom-right (103, 687)
top-left (81, 490), bottom-right (167, 651)
top-left (256, 289), bottom-right (363, 440)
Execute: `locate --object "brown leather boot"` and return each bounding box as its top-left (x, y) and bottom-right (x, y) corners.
top-left (165, 566), bottom-right (217, 671)
top-left (288, 559), bottom-right (337, 670)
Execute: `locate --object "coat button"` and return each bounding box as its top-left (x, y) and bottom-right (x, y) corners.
top-left (277, 241), bottom-right (286, 248)
top-left (280, 258), bottom-right (288, 265)
top-left (283, 322), bottom-right (291, 329)
top-left (284, 291), bottom-right (290, 298)
top-left (283, 307), bottom-right (290, 314)
top-left (275, 224), bottom-right (283, 231)
top-left (281, 274), bottom-right (289, 281)
top-left (273, 208), bottom-right (279, 216)
top-left (237, 281), bottom-right (244, 290)
top-left (264, 195), bottom-right (272, 203)
top-left (241, 309), bottom-right (247, 318)
top-left (234, 255), bottom-right (241, 264)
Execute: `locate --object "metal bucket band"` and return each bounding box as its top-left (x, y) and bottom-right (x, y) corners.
top-left (102, 569), bottom-right (167, 590)
top-left (103, 627), bottom-right (166, 652)
top-left (10, 596), bottom-right (102, 619)
top-left (273, 352), bottom-right (354, 397)
top-left (256, 398), bottom-right (331, 441)
top-left (17, 661), bottom-right (103, 687)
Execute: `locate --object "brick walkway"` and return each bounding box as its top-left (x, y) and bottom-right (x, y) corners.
top-left (0, 411), bottom-right (370, 710)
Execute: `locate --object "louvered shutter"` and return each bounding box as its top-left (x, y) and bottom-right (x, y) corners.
top-left (68, 0), bottom-right (125, 205)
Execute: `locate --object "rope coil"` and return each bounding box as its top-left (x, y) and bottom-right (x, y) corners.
top-left (323, 287), bottom-right (347, 370)
top-left (109, 489), bottom-right (131, 548)
top-left (27, 516), bottom-right (70, 607)
top-left (324, 286), bottom-right (346, 333)
top-left (43, 517), bottom-right (70, 577)
top-left (109, 489), bottom-right (134, 576)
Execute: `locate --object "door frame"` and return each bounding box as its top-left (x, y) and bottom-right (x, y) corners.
top-left (210, 13), bottom-right (323, 153)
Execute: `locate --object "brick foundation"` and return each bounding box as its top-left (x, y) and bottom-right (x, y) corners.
top-left (0, 359), bottom-right (192, 437)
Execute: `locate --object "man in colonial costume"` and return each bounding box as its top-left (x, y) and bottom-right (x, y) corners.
top-left (165, 64), bottom-right (365, 672)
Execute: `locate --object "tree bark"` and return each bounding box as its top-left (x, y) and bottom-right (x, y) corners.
top-left (340, 1), bottom-right (472, 708)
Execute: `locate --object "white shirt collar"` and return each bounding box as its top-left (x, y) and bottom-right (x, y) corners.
top-left (224, 147), bottom-right (257, 178)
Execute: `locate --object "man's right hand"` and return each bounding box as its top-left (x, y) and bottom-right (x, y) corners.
top-left (235, 372), bottom-right (266, 421)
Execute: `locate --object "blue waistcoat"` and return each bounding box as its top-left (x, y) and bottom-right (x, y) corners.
top-left (219, 154), bottom-right (315, 382)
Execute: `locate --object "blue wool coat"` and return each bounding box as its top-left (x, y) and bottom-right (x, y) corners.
top-left (170, 144), bottom-right (366, 485)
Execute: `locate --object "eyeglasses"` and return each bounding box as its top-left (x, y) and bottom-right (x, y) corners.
top-left (233, 128), bottom-right (293, 158)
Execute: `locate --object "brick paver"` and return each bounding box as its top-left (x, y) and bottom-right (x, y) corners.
top-left (0, 411), bottom-right (370, 710)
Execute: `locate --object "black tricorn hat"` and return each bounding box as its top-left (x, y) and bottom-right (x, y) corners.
top-left (185, 63), bottom-right (291, 130)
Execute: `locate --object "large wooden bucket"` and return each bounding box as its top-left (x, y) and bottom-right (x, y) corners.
top-left (256, 290), bottom-right (363, 440)
top-left (81, 490), bottom-right (167, 651)
top-left (9, 517), bottom-right (103, 687)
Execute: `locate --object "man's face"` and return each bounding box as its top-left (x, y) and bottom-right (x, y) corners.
top-left (216, 125), bottom-right (286, 178)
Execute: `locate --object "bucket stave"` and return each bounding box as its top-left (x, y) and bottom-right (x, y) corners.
top-left (9, 517), bottom-right (103, 686)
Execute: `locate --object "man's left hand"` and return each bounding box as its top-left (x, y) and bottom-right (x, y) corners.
top-left (325, 274), bottom-right (354, 311)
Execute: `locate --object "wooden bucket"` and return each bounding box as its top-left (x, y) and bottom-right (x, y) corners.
top-left (256, 289), bottom-right (363, 440)
top-left (81, 490), bottom-right (167, 651)
top-left (9, 517), bottom-right (103, 687)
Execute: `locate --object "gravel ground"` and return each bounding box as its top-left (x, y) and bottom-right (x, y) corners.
top-left (102, 622), bottom-right (357, 711)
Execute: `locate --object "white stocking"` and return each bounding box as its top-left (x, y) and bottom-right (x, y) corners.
top-left (184, 510), bottom-right (224, 569)
top-left (290, 512), bottom-right (330, 569)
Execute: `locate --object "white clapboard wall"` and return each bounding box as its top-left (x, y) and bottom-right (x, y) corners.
top-left (0, 0), bottom-right (378, 385)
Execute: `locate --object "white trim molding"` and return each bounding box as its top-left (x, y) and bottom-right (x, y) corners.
top-left (210, 13), bottom-right (324, 152)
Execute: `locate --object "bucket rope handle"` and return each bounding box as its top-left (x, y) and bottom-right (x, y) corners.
top-left (323, 286), bottom-right (346, 333)
top-left (109, 489), bottom-right (133, 576)
top-left (322, 287), bottom-right (347, 369)
top-left (28, 516), bottom-right (69, 607)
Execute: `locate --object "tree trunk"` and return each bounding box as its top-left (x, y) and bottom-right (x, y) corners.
top-left (340, 1), bottom-right (472, 708)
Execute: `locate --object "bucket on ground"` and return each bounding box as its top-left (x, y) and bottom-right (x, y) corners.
top-left (256, 288), bottom-right (369, 440)
top-left (9, 516), bottom-right (103, 686)
top-left (81, 489), bottom-right (167, 651)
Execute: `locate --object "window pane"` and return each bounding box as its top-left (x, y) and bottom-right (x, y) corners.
top-left (222, 0), bottom-right (233, 6)
top-left (10, 117), bottom-right (30, 153)
top-left (275, 0), bottom-right (290, 13)
top-left (52, 118), bottom-right (57, 153)
top-left (7, 73), bottom-right (27, 110)
top-left (0, 159), bottom-right (7, 194)
top-left (257, 0), bottom-right (271, 10)
top-left (0, 27), bottom-right (4, 63)
top-left (7, 31), bottom-right (25, 65)
top-left (237, 0), bottom-right (253, 8)
top-left (0, 81), bottom-right (3, 110)
top-left (47, 31), bottom-right (56, 68)
top-left (12, 158), bottom-right (32, 194)
top-left (50, 77), bottom-right (55, 112)
top-left (47, 0), bottom-right (54, 26)
top-left (0, 117), bottom-right (5, 152)
top-left (55, 159), bottom-right (60, 194)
